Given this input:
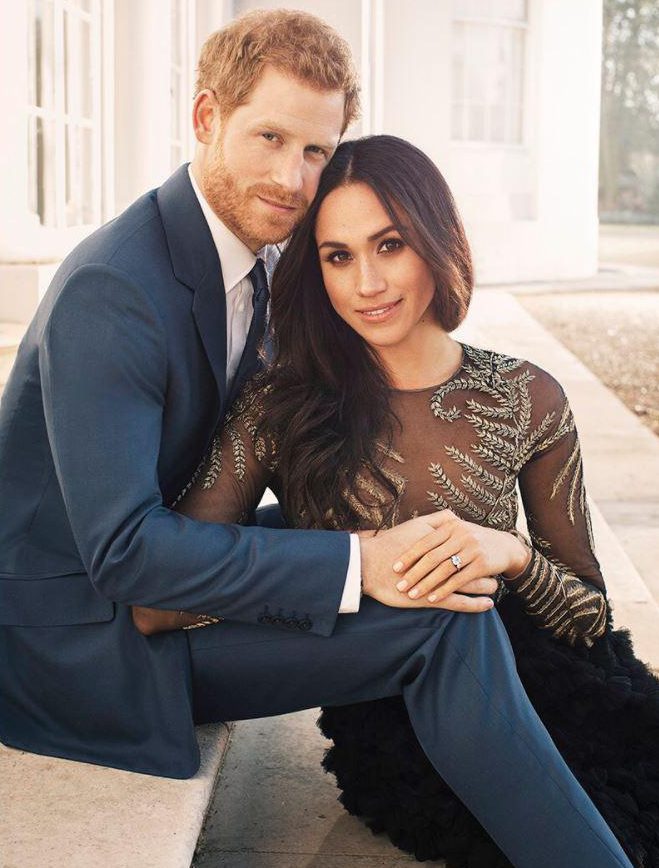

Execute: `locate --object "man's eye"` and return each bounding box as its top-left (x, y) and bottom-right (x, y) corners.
top-left (262, 132), bottom-right (279, 142)
top-left (306, 146), bottom-right (328, 159)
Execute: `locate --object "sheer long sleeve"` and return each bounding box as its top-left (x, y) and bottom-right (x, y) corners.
top-left (132, 383), bottom-right (278, 633)
top-left (509, 379), bottom-right (607, 647)
top-left (174, 382), bottom-right (277, 526)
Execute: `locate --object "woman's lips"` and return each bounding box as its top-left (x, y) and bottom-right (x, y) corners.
top-left (356, 298), bottom-right (403, 323)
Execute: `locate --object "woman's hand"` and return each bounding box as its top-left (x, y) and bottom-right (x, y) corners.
top-left (360, 513), bottom-right (500, 612)
top-left (391, 510), bottom-right (531, 604)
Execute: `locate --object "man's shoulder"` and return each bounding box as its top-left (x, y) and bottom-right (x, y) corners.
top-left (62, 189), bottom-right (164, 276)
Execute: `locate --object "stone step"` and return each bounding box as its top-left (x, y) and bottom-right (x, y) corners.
top-left (0, 723), bottom-right (234, 868)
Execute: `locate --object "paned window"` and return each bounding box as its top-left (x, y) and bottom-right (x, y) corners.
top-left (26, 0), bottom-right (102, 227)
top-left (451, 0), bottom-right (527, 144)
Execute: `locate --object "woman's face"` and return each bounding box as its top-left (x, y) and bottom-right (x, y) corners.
top-left (315, 182), bottom-right (438, 353)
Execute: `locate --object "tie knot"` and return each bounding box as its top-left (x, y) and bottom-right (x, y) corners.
top-left (249, 258), bottom-right (269, 303)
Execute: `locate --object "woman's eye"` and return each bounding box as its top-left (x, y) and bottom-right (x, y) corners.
top-left (380, 238), bottom-right (404, 253)
top-left (327, 250), bottom-right (351, 264)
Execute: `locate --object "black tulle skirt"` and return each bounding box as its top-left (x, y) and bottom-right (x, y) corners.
top-left (318, 595), bottom-right (659, 868)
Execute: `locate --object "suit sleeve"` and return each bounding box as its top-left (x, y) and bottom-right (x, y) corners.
top-left (39, 264), bottom-right (349, 636)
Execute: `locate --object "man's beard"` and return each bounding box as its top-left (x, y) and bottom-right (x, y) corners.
top-left (201, 147), bottom-right (308, 251)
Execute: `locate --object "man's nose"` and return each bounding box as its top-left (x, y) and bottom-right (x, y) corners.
top-left (269, 150), bottom-right (304, 194)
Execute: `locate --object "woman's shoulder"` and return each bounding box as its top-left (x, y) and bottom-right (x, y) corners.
top-left (461, 342), bottom-right (568, 408)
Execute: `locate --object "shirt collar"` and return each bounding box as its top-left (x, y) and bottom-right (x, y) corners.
top-left (188, 164), bottom-right (259, 294)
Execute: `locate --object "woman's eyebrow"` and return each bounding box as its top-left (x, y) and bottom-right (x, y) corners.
top-left (317, 225), bottom-right (398, 250)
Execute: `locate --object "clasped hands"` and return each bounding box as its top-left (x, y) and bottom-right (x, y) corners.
top-left (132, 509), bottom-right (531, 634)
top-left (359, 508), bottom-right (531, 613)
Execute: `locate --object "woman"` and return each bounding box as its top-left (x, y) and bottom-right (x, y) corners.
top-left (135, 136), bottom-right (658, 866)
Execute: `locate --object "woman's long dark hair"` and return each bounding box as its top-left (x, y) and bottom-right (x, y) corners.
top-left (259, 135), bottom-right (474, 530)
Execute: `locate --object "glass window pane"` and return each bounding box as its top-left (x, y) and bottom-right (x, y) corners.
top-left (489, 105), bottom-right (505, 141)
top-left (81, 126), bottom-right (94, 223)
top-left (81, 18), bottom-right (92, 118)
top-left (510, 101), bottom-right (523, 143)
top-left (64, 13), bottom-right (93, 120)
top-left (30, 0), bottom-right (55, 109)
top-left (171, 0), bottom-right (182, 66)
top-left (451, 103), bottom-right (465, 139)
top-left (454, 0), bottom-right (491, 17)
top-left (171, 69), bottom-right (181, 141)
top-left (493, 0), bottom-right (526, 21)
top-left (64, 8), bottom-right (71, 115)
top-left (65, 123), bottom-right (79, 225)
top-left (65, 123), bottom-right (95, 226)
top-left (468, 104), bottom-right (485, 140)
top-left (452, 56), bottom-right (465, 101)
top-left (29, 116), bottom-right (56, 225)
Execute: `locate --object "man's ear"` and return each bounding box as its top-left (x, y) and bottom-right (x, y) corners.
top-left (193, 89), bottom-right (219, 145)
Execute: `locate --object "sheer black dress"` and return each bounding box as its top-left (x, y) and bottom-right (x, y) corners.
top-left (178, 343), bottom-right (659, 868)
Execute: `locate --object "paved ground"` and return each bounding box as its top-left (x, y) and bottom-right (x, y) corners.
top-left (520, 290), bottom-right (659, 436)
top-left (599, 223), bottom-right (659, 269)
top-left (193, 710), bottom-right (422, 868)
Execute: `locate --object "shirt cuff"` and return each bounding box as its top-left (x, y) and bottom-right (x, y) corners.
top-left (338, 534), bottom-right (362, 613)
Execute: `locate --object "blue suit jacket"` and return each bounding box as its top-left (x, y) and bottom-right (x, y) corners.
top-left (0, 165), bottom-right (349, 778)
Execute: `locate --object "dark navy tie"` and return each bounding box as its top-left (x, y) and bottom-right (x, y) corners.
top-left (247, 257), bottom-right (270, 353)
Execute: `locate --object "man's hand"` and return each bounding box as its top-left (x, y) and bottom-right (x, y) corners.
top-left (359, 512), bottom-right (498, 613)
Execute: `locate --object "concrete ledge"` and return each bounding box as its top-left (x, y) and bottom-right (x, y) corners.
top-left (0, 723), bottom-right (233, 868)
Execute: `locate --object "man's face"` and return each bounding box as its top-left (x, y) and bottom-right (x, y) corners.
top-left (200, 66), bottom-right (345, 252)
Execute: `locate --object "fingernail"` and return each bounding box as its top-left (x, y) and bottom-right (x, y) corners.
top-left (393, 561), bottom-right (403, 573)
top-left (428, 594), bottom-right (437, 602)
top-left (486, 599), bottom-right (494, 608)
top-left (408, 589), bottom-right (418, 598)
top-left (396, 580), bottom-right (408, 591)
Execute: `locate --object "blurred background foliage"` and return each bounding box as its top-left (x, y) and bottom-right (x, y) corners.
top-left (600, 0), bottom-right (659, 223)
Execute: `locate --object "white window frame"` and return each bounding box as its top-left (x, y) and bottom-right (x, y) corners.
top-left (25, 0), bottom-right (107, 243)
top-left (451, 0), bottom-right (529, 148)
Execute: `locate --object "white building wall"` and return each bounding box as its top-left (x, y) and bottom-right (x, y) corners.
top-left (379, 0), bottom-right (602, 284)
top-left (0, 0), bottom-right (604, 325)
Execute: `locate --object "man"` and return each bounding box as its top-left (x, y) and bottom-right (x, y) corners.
top-left (0, 11), bottom-right (632, 866)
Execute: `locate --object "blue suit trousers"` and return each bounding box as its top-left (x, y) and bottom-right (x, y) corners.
top-left (189, 598), bottom-right (632, 868)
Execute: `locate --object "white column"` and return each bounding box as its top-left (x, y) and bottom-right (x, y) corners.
top-left (113, 0), bottom-right (174, 213)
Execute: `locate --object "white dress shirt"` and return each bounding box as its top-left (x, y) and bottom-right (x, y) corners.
top-left (188, 166), bottom-right (362, 613)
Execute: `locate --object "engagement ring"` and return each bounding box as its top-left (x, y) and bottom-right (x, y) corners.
top-left (451, 554), bottom-right (462, 571)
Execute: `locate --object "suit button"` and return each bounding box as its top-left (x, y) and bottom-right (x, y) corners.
top-left (298, 618), bottom-right (312, 631)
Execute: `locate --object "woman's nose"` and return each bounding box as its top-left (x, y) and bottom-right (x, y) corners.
top-left (356, 260), bottom-right (387, 297)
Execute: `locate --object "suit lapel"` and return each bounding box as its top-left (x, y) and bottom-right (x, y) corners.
top-left (157, 164), bottom-right (228, 410)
